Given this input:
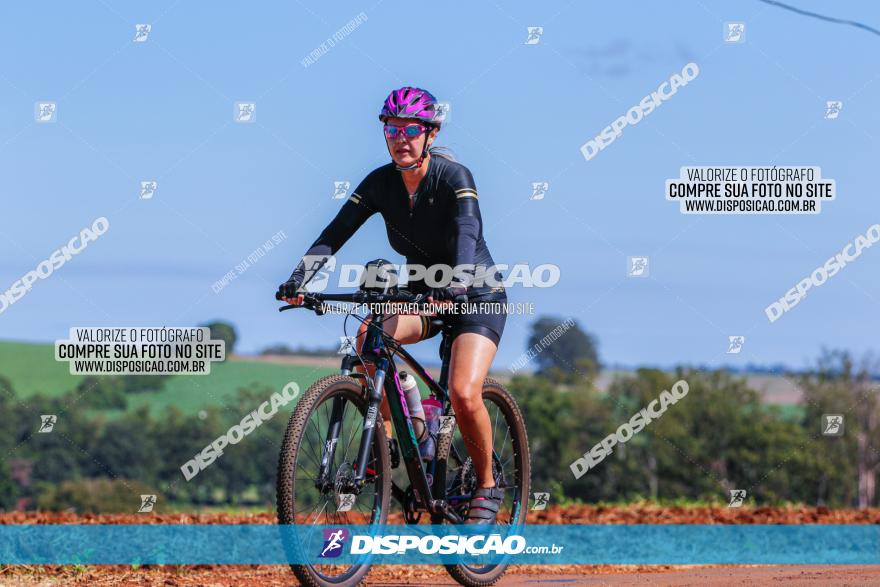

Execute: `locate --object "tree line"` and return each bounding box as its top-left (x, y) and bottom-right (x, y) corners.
top-left (0, 317), bottom-right (877, 512)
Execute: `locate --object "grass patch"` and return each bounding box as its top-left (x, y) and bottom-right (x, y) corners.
top-left (0, 341), bottom-right (337, 416)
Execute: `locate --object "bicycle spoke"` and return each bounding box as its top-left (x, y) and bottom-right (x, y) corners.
top-left (296, 494), bottom-right (324, 519)
top-left (451, 440), bottom-right (466, 466)
top-left (337, 399), bottom-right (352, 455)
top-left (492, 426), bottom-right (510, 461)
top-left (498, 425), bottom-right (510, 461)
top-left (342, 405), bottom-right (361, 463)
top-left (301, 434), bottom-right (322, 472)
top-left (306, 445), bottom-right (323, 474)
top-left (334, 404), bottom-right (350, 468)
top-left (306, 417), bottom-right (324, 465)
top-left (354, 500), bottom-right (371, 514)
top-left (309, 499), bottom-right (330, 525)
top-left (492, 403), bottom-right (500, 447)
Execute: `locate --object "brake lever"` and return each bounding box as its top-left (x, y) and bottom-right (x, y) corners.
top-left (277, 294), bottom-right (323, 313)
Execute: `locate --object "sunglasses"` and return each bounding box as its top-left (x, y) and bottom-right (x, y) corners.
top-left (383, 123), bottom-right (430, 139)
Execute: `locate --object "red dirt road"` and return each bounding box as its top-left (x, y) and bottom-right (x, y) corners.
top-left (1, 505), bottom-right (878, 586)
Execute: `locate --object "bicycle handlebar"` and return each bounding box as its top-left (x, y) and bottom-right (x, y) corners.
top-left (276, 289), bottom-right (434, 314)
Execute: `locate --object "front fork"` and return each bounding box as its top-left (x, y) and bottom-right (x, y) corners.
top-left (352, 356), bottom-right (387, 484)
top-left (316, 354), bottom-right (386, 491)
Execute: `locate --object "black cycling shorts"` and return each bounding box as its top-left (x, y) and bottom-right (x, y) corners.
top-left (416, 293), bottom-right (508, 347)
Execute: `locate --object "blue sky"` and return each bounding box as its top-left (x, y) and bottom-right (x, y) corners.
top-left (1, 0), bottom-right (878, 370)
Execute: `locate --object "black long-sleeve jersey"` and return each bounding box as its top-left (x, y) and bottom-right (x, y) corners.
top-left (289, 156), bottom-right (505, 298)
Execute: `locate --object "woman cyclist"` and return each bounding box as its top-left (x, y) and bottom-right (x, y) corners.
top-left (277, 86), bottom-right (508, 524)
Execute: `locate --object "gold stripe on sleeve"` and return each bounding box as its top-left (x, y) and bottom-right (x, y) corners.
top-left (420, 315), bottom-right (429, 340)
top-left (455, 189), bottom-right (478, 199)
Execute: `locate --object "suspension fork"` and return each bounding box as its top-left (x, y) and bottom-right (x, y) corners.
top-left (315, 395), bottom-right (344, 487)
top-left (316, 355), bottom-right (366, 487)
top-left (316, 315), bottom-right (385, 488)
top-left (353, 356), bottom-right (388, 484)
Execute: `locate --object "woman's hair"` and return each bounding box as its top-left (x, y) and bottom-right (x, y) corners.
top-left (428, 145), bottom-right (456, 161)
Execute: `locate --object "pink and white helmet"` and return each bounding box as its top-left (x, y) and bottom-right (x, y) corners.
top-left (379, 86), bottom-right (443, 127)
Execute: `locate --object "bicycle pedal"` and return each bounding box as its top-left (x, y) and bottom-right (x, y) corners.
top-left (388, 437), bottom-right (400, 469)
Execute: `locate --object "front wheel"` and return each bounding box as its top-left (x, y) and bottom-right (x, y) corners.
top-left (277, 375), bottom-right (391, 587)
top-left (434, 377), bottom-right (531, 587)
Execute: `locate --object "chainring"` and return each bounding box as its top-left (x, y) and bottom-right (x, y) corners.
top-left (452, 453), bottom-right (505, 515)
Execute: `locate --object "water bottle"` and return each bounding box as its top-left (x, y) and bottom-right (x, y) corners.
top-left (399, 371), bottom-right (426, 441)
top-left (419, 397), bottom-right (443, 461)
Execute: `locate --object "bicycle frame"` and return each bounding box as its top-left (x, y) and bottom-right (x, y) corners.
top-left (316, 312), bottom-right (464, 523)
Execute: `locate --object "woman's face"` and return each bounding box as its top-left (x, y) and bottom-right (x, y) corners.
top-left (384, 117), bottom-right (437, 168)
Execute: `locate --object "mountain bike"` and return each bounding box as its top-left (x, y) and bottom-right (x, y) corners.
top-left (275, 287), bottom-right (530, 587)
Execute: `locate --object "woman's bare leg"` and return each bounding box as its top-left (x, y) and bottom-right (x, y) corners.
top-left (447, 333), bottom-right (498, 488)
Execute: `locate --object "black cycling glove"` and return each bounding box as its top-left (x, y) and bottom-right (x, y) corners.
top-left (276, 278), bottom-right (302, 300)
top-left (428, 286), bottom-right (468, 304)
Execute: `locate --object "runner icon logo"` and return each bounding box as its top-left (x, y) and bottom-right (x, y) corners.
top-left (524, 27), bottom-right (543, 45)
top-left (727, 336), bottom-right (745, 354)
top-left (728, 489), bottom-right (746, 508)
top-left (824, 101), bottom-right (843, 120)
top-left (320, 528), bottom-right (349, 558)
top-left (724, 22), bottom-right (745, 43)
top-left (35, 102), bottom-right (57, 123)
top-left (140, 181), bottom-right (158, 200)
top-left (337, 336), bottom-right (357, 355)
top-left (435, 102), bottom-right (451, 124)
top-left (532, 492), bottom-right (549, 510)
top-left (627, 256), bottom-right (649, 277)
top-left (439, 416), bottom-right (455, 435)
top-left (134, 24), bottom-right (151, 42)
top-left (336, 493), bottom-right (355, 512)
top-left (333, 181), bottom-right (350, 199)
top-left (39, 415), bottom-right (57, 433)
top-left (530, 182), bottom-right (549, 201)
top-left (138, 495), bottom-right (157, 513)
top-left (822, 414), bottom-right (844, 436)
top-left (235, 102), bottom-right (256, 123)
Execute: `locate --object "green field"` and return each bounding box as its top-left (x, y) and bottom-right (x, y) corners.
top-left (0, 340), bottom-right (806, 419)
top-left (0, 341), bottom-right (337, 415)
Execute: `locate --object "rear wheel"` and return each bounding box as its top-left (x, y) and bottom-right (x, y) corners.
top-left (277, 375), bottom-right (391, 587)
top-left (434, 378), bottom-right (531, 587)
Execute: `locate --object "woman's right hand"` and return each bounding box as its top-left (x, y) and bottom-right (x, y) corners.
top-left (283, 293), bottom-right (305, 305)
top-left (276, 279), bottom-right (304, 304)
